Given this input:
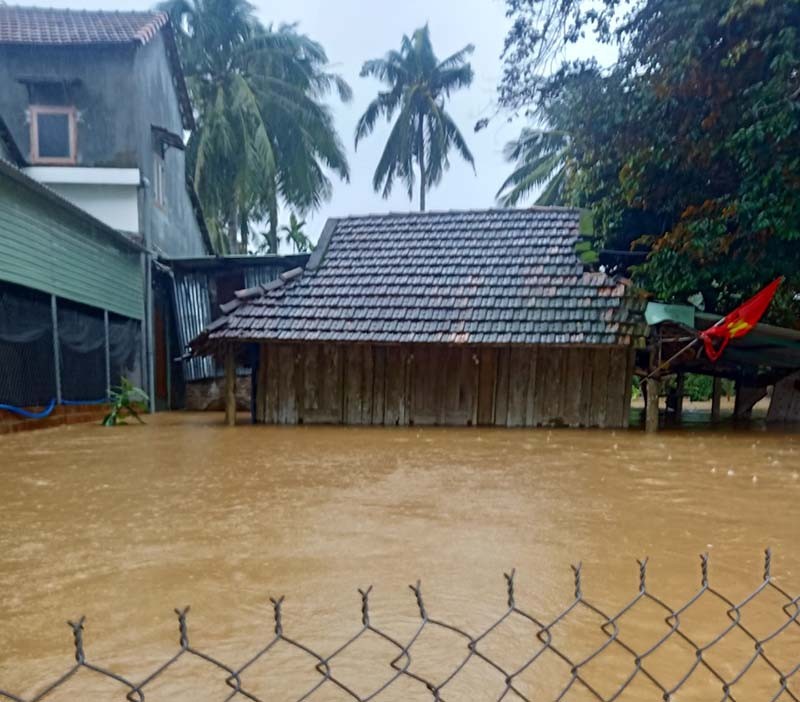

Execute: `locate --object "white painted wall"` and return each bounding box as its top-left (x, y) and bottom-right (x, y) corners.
top-left (44, 183), bottom-right (139, 233)
top-left (22, 167), bottom-right (140, 233)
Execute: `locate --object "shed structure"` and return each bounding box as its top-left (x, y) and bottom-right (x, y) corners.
top-left (192, 209), bottom-right (644, 428)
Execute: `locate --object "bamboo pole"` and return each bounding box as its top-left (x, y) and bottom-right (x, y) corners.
top-left (225, 346), bottom-right (236, 426)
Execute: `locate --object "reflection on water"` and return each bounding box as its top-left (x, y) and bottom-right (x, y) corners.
top-left (0, 412), bottom-right (798, 700)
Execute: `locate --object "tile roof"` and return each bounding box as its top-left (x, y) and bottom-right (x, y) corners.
top-left (0, 6), bottom-right (194, 130)
top-left (0, 6), bottom-right (168, 45)
top-left (193, 209), bottom-right (645, 351)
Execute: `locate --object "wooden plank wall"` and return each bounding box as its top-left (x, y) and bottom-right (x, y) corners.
top-left (256, 343), bottom-right (634, 428)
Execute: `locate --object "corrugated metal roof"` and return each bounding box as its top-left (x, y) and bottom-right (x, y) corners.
top-left (171, 257), bottom-right (304, 380)
top-left (192, 209), bottom-right (645, 352)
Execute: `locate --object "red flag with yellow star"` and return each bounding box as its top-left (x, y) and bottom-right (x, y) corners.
top-left (700, 277), bottom-right (784, 361)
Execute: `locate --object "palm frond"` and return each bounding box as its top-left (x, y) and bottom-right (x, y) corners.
top-left (356, 25), bottom-right (475, 207)
top-left (535, 166), bottom-right (567, 206)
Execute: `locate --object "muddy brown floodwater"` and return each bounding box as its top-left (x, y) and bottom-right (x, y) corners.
top-left (0, 412), bottom-right (799, 701)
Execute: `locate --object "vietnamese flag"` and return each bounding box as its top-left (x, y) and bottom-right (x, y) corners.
top-left (700, 277), bottom-right (784, 361)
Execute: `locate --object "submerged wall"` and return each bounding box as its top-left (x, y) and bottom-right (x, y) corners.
top-left (253, 343), bottom-right (634, 428)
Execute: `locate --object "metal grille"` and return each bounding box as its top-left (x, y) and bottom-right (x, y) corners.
top-left (0, 282), bottom-right (56, 406)
top-left (2, 550), bottom-right (798, 701)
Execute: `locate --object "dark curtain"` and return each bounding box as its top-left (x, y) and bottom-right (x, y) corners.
top-left (58, 302), bottom-right (106, 402)
top-left (0, 284), bottom-right (56, 405)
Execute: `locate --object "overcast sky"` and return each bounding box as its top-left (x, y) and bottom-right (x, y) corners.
top-left (44, 0), bottom-right (611, 249)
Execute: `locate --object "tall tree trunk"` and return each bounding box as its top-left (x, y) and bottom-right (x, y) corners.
top-left (418, 115), bottom-right (426, 212)
top-left (227, 201), bottom-right (238, 254)
top-left (268, 186), bottom-right (279, 254)
top-left (239, 211), bottom-right (250, 254)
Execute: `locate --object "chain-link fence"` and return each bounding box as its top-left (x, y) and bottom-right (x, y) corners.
top-left (2, 550), bottom-right (798, 702)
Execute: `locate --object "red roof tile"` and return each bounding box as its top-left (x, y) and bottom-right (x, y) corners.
top-left (0, 5), bottom-right (169, 46)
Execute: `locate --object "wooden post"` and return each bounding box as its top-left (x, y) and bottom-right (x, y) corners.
top-left (225, 345), bottom-right (236, 426)
top-left (674, 373), bottom-right (685, 420)
top-left (645, 377), bottom-right (660, 433)
top-left (711, 377), bottom-right (722, 422)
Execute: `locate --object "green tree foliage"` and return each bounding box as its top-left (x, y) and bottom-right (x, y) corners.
top-left (161, 0), bottom-right (351, 254)
top-left (280, 213), bottom-right (313, 253)
top-left (500, 0), bottom-right (800, 324)
top-left (497, 127), bottom-right (569, 206)
top-left (355, 25), bottom-right (476, 211)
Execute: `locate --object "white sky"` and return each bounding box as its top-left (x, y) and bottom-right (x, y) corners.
top-left (40, 0), bottom-right (613, 249)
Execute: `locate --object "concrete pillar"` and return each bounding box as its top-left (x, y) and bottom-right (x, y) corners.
top-left (646, 377), bottom-right (660, 433)
top-left (225, 346), bottom-right (237, 427)
top-left (711, 377), bottom-right (722, 422)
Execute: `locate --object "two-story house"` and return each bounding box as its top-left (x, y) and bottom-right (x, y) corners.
top-left (0, 5), bottom-right (215, 411)
top-left (0, 5), bottom-right (210, 256)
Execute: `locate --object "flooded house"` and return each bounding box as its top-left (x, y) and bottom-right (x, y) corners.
top-left (0, 115), bottom-right (145, 431)
top-left (0, 6), bottom-right (209, 414)
top-left (0, 6), bottom-right (302, 419)
top-left (192, 209), bottom-right (645, 428)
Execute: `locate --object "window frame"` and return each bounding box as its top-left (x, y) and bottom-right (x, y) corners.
top-left (29, 105), bottom-right (78, 165)
top-left (153, 148), bottom-right (167, 209)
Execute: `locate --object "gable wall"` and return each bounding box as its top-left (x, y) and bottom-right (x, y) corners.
top-left (133, 34), bottom-right (207, 257)
top-left (0, 45), bottom-right (139, 167)
top-left (254, 342), bottom-right (634, 429)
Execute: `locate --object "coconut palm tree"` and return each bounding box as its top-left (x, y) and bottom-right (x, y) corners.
top-left (355, 25), bottom-right (475, 212)
top-left (496, 127), bottom-right (569, 207)
top-left (161, 0), bottom-right (351, 253)
top-left (280, 213), bottom-right (313, 253)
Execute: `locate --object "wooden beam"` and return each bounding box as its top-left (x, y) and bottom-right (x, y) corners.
top-left (645, 377), bottom-right (660, 433)
top-left (224, 345), bottom-right (236, 426)
top-left (711, 376), bottom-right (722, 422)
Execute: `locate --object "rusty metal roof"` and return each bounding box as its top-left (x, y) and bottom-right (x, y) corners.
top-left (192, 209), bottom-right (645, 352)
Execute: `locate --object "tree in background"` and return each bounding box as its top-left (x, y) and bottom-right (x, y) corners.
top-left (497, 127), bottom-right (569, 206)
top-left (355, 25), bottom-right (476, 212)
top-left (280, 213), bottom-right (313, 253)
top-left (500, 0), bottom-right (800, 324)
top-left (162, 0), bottom-right (350, 254)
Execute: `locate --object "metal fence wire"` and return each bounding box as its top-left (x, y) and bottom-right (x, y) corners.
top-left (2, 550), bottom-right (799, 702)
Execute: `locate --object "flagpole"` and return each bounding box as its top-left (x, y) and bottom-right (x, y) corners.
top-left (644, 337), bottom-right (701, 381)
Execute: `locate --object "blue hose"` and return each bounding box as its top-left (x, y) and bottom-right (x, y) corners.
top-left (0, 398), bottom-right (57, 419)
top-left (0, 397), bottom-right (109, 419)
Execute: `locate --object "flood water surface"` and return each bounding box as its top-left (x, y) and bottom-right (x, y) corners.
top-left (1, 413), bottom-right (799, 700)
